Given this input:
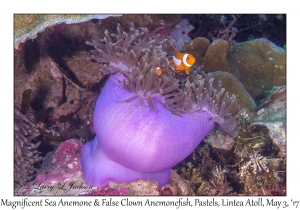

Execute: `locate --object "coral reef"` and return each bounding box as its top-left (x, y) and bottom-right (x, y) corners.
top-left (251, 86), bottom-right (286, 157)
top-left (205, 130), bottom-right (235, 150)
top-left (60, 51), bottom-right (105, 88)
top-left (174, 100), bottom-right (285, 195)
top-left (202, 39), bottom-right (230, 72)
top-left (13, 14), bottom-right (286, 196)
top-left (227, 38), bottom-right (286, 99)
top-left (14, 38), bottom-right (64, 111)
top-left (173, 84), bottom-right (285, 195)
top-left (200, 165), bottom-right (234, 196)
top-left (14, 22), bottom-right (100, 150)
top-left (169, 19), bottom-right (194, 50)
top-left (237, 152), bottom-right (286, 195)
top-left (210, 71), bottom-right (256, 111)
top-left (14, 14), bottom-right (121, 49)
top-left (233, 109), bottom-right (269, 157)
top-left (185, 14), bottom-right (286, 47)
top-left (183, 37), bottom-right (285, 101)
top-left (80, 22), bottom-right (239, 187)
top-left (160, 170), bottom-right (195, 195)
top-left (40, 26), bottom-right (106, 89)
top-left (125, 14), bottom-right (182, 27)
top-left (14, 108), bottom-right (42, 188)
top-left (15, 139), bottom-right (194, 196)
top-left (185, 37), bottom-right (210, 66)
top-left (173, 143), bottom-right (238, 196)
top-left (34, 139), bottom-right (82, 185)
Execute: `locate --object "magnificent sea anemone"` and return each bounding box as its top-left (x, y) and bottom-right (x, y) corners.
top-left (14, 108), bottom-right (41, 188)
top-left (80, 23), bottom-right (240, 187)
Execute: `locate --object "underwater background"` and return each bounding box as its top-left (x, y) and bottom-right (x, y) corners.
top-left (14, 14), bottom-right (286, 196)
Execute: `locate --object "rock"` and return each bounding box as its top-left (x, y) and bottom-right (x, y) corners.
top-left (251, 86), bottom-right (286, 157)
top-left (61, 51), bottom-right (105, 88)
top-left (14, 14), bottom-right (121, 49)
top-left (160, 171), bottom-right (195, 195)
top-left (49, 99), bottom-right (82, 121)
top-left (125, 14), bottom-right (182, 27)
top-left (14, 45), bottom-right (38, 106)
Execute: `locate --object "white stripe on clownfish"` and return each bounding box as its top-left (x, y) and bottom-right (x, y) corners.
top-left (172, 55), bottom-right (181, 66)
top-left (182, 54), bottom-right (192, 67)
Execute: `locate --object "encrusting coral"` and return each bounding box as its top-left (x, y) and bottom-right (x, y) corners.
top-left (190, 37), bottom-right (285, 100)
top-left (80, 22), bottom-right (240, 187)
top-left (14, 14), bottom-right (121, 49)
top-left (14, 108), bottom-right (42, 188)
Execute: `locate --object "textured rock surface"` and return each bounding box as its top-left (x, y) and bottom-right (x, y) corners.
top-left (15, 139), bottom-right (194, 196)
top-left (125, 14), bottom-right (182, 27)
top-left (251, 86), bottom-right (286, 157)
top-left (14, 14), bottom-right (121, 49)
top-left (14, 46), bottom-right (64, 110)
top-left (61, 51), bottom-right (105, 88)
top-left (160, 171), bottom-right (195, 195)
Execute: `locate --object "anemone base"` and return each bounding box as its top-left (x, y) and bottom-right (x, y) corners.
top-left (80, 137), bottom-right (171, 187)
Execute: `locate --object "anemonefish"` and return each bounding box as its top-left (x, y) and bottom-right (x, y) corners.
top-left (168, 51), bottom-right (196, 75)
top-left (155, 66), bottom-right (163, 75)
top-left (154, 51), bottom-right (196, 76)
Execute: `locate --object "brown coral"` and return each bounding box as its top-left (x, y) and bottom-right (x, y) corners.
top-left (186, 37), bottom-right (285, 100)
top-left (203, 39), bottom-right (230, 72)
top-left (185, 37), bottom-right (210, 66)
top-left (210, 71), bottom-right (256, 111)
top-left (227, 38), bottom-right (286, 99)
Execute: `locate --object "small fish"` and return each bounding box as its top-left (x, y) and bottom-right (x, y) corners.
top-left (155, 66), bottom-right (163, 75)
top-left (168, 51), bottom-right (196, 75)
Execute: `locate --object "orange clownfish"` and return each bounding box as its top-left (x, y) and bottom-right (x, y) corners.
top-left (168, 51), bottom-right (195, 75)
top-left (155, 67), bottom-right (163, 75)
